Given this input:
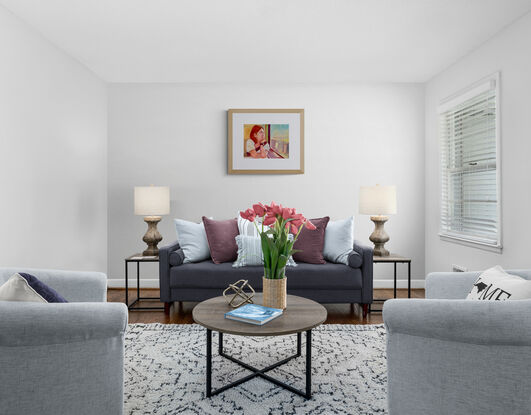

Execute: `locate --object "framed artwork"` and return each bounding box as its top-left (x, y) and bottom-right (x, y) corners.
top-left (228, 109), bottom-right (304, 174)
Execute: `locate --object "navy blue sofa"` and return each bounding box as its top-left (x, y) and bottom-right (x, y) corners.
top-left (159, 241), bottom-right (373, 316)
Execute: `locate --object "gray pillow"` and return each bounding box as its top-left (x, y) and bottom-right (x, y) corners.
top-left (174, 218), bottom-right (211, 263)
top-left (323, 216), bottom-right (354, 265)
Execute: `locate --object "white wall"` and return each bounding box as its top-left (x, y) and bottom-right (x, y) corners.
top-left (108, 83), bottom-right (425, 287)
top-left (425, 12), bottom-right (531, 273)
top-left (0, 6), bottom-right (107, 271)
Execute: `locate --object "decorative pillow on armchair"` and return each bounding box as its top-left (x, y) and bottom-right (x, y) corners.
top-left (0, 273), bottom-right (68, 303)
top-left (466, 266), bottom-right (531, 301)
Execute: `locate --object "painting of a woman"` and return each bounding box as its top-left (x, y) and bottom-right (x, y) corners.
top-left (245, 125), bottom-right (269, 158)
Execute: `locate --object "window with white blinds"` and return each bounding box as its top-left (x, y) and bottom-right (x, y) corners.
top-left (438, 75), bottom-right (501, 249)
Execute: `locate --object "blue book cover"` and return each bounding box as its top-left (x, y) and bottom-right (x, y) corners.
top-left (225, 303), bottom-right (283, 325)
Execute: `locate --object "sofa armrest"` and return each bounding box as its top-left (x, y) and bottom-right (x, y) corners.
top-left (353, 240), bottom-right (373, 304)
top-left (425, 271), bottom-right (482, 299)
top-left (0, 267), bottom-right (107, 302)
top-left (159, 240), bottom-right (181, 302)
top-left (383, 298), bottom-right (531, 345)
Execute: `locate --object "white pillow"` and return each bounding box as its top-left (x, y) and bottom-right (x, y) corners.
top-left (174, 218), bottom-right (211, 263)
top-left (323, 216), bottom-right (354, 265)
top-left (233, 235), bottom-right (297, 268)
top-left (237, 215), bottom-right (269, 237)
top-left (466, 266), bottom-right (531, 301)
top-left (0, 273), bottom-right (47, 302)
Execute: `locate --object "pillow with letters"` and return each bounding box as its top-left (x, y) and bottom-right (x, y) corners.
top-left (466, 266), bottom-right (531, 301)
top-left (0, 273), bottom-right (68, 303)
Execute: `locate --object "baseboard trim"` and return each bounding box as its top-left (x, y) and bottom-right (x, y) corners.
top-left (108, 278), bottom-right (425, 289)
top-left (108, 278), bottom-right (160, 288)
top-left (373, 279), bottom-right (425, 289)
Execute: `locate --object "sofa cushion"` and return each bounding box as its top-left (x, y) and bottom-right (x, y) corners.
top-left (293, 217), bottom-right (330, 264)
top-left (348, 251), bottom-right (363, 268)
top-left (174, 218), bottom-right (210, 263)
top-left (233, 235), bottom-right (297, 268)
top-left (202, 217), bottom-right (239, 264)
top-left (169, 249), bottom-right (185, 266)
top-left (169, 261), bottom-right (362, 290)
top-left (323, 216), bottom-right (354, 265)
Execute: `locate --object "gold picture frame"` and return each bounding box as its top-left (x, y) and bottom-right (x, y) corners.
top-left (228, 109), bottom-right (304, 174)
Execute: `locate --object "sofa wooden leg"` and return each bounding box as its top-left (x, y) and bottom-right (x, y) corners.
top-left (164, 302), bottom-right (171, 315)
top-left (362, 303), bottom-right (369, 318)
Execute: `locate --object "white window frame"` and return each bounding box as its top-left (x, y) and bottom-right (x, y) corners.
top-left (438, 73), bottom-right (502, 252)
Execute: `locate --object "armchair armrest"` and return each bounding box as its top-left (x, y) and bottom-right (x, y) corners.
top-left (0, 302), bottom-right (127, 414)
top-left (0, 302), bottom-right (128, 346)
top-left (384, 299), bottom-right (531, 415)
top-left (159, 240), bottom-right (181, 302)
top-left (383, 298), bottom-right (531, 345)
top-left (0, 267), bottom-right (107, 302)
top-left (353, 240), bottom-right (373, 304)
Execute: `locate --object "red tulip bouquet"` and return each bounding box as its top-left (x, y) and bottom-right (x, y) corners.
top-left (240, 202), bottom-right (316, 280)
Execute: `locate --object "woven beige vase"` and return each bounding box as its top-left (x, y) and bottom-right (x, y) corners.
top-left (262, 276), bottom-right (287, 309)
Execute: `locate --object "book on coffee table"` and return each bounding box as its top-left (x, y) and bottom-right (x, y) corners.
top-left (225, 304), bottom-right (283, 325)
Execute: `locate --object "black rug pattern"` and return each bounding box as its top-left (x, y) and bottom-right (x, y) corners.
top-left (125, 324), bottom-right (387, 414)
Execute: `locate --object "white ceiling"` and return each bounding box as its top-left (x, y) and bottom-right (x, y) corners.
top-left (2, 0), bottom-right (531, 83)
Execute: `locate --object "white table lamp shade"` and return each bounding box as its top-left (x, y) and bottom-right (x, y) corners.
top-left (134, 186), bottom-right (170, 216)
top-left (359, 185), bottom-right (397, 215)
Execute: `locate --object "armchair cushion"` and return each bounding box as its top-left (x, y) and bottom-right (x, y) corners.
top-left (466, 266), bottom-right (531, 301)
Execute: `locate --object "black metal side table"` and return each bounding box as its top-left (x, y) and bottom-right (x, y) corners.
top-left (125, 254), bottom-right (163, 311)
top-left (371, 254), bottom-right (411, 313)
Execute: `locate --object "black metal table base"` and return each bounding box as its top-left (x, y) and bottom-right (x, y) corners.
top-left (125, 258), bottom-right (164, 311)
top-left (206, 329), bottom-right (312, 399)
top-left (370, 261), bottom-right (412, 313)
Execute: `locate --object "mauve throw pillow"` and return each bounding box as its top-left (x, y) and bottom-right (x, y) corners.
top-left (202, 217), bottom-right (239, 264)
top-left (293, 217), bottom-right (330, 264)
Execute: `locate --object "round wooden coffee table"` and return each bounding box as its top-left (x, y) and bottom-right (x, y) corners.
top-left (193, 294), bottom-right (327, 399)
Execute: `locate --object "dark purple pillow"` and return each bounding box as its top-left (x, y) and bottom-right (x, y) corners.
top-left (293, 217), bottom-right (330, 264)
top-left (19, 273), bottom-right (68, 303)
top-left (202, 217), bottom-right (239, 264)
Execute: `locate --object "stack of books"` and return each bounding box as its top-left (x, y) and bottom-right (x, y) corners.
top-left (225, 303), bottom-right (283, 325)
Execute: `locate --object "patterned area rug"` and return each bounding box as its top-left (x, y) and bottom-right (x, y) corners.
top-left (125, 324), bottom-right (387, 414)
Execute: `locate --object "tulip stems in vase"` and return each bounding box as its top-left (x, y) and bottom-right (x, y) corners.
top-left (240, 202), bottom-right (317, 311)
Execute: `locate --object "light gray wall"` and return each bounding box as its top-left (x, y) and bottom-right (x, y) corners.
top-left (0, 6), bottom-right (108, 271)
top-left (424, 12), bottom-right (531, 273)
top-left (108, 83), bottom-right (425, 286)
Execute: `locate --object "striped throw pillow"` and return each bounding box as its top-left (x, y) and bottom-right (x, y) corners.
top-left (233, 235), bottom-right (297, 268)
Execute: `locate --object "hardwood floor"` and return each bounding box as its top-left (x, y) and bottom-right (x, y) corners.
top-left (108, 288), bottom-right (425, 325)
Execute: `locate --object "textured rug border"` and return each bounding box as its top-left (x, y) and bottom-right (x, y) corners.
top-left (127, 323), bottom-right (385, 332)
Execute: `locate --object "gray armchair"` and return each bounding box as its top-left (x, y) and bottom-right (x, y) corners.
top-left (383, 269), bottom-right (531, 415)
top-left (0, 267), bottom-right (128, 415)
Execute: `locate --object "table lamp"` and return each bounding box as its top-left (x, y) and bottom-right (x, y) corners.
top-left (134, 185), bottom-right (170, 256)
top-left (359, 184), bottom-right (397, 256)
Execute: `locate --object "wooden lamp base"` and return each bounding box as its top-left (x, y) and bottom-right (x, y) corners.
top-left (369, 215), bottom-right (390, 256)
top-left (142, 216), bottom-right (163, 256)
